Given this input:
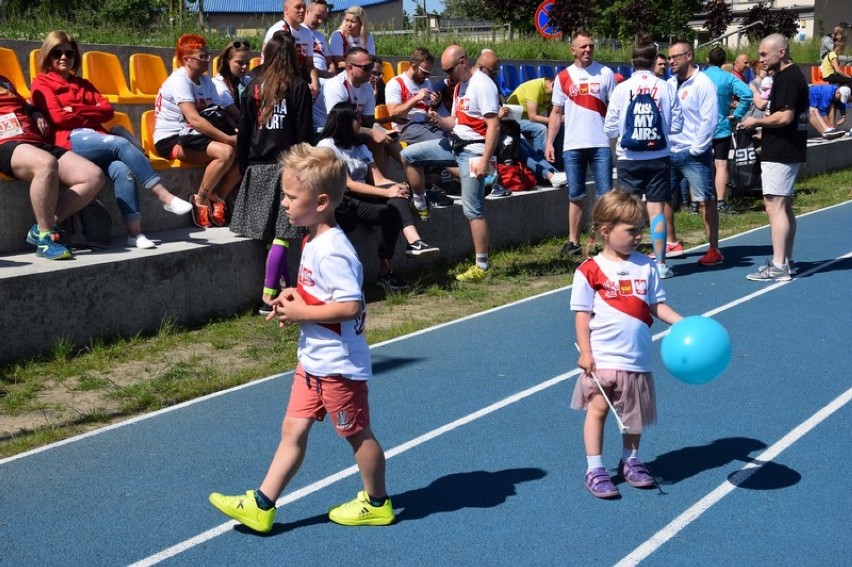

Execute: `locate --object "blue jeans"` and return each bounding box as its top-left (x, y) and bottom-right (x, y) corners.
top-left (563, 146), bottom-right (612, 201)
top-left (70, 129), bottom-right (162, 221)
top-left (401, 136), bottom-right (486, 219)
top-left (519, 119), bottom-right (547, 155)
top-left (519, 139), bottom-right (555, 181)
top-left (670, 149), bottom-right (714, 202)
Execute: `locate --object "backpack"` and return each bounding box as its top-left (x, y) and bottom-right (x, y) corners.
top-left (495, 120), bottom-right (521, 164)
top-left (60, 199), bottom-right (113, 248)
top-left (497, 162), bottom-right (537, 192)
top-left (621, 90), bottom-right (667, 152)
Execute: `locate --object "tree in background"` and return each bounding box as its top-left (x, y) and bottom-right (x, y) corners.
top-left (702, 0), bottom-right (732, 41)
top-left (742, 2), bottom-right (800, 41)
top-left (548, 0), bottom-right (598, 38)
top-left (2, 0), bottom-right (164, 28)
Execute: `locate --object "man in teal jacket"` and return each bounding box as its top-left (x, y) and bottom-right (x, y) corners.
top-left (704, 46), bottom-right (752, 213)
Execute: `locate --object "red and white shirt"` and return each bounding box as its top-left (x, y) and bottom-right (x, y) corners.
top-left (153, 68), bottom-right (228, 143)
top-left (570, 252), bottom-right (666, 372)
top-left (451, 69), bottom-right (499, 154)
top-left (314, 70), bottom-right (374, 129)
top-left (263, 19), bottom-right (315, 68)
top-left (385, 74), bottom-right (435, 126)
top-left (552, 62), bottom-right (616, 150)
top-left (329, 30), bottom-right (376, 58)
top-left (296, 227), bottom-right (371, 379)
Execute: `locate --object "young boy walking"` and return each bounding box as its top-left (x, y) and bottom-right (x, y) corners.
top-left (209, 143), bottom-right (394, 532)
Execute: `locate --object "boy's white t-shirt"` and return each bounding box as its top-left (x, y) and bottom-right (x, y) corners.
top-left (153, 68), bottom-right (229, 143)
top-left (296, 227), bottom-right (371, 379)
top-left (570, 252), bottom-right (666, 372)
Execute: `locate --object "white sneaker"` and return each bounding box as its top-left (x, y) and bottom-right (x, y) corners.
top-left (128, 234), bottom-right (156, 249)
top-left (164, 196), bottom-right (193, 215)
top-left (549, 171), bottom-right (568, 187)
top-left (657, 263), bottom-right (674, 279)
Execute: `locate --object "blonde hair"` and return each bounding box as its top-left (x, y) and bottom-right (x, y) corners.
top-left (339, 5), bottom-right (370, 47)
top-left (279, 143), bottom-right (347, 208)
top-left (39, 30), bottom-right (81, 74)
top-left (591, 190), bottom-right (648, 235)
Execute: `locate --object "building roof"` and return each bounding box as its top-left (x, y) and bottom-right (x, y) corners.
top-left (189, 0), bottom-right (395, 13)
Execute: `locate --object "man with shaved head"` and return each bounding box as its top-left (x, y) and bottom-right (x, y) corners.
top-left (739, 34), bottom-right (809, 282)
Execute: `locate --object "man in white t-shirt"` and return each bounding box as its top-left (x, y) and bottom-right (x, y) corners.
top-left (385, 47), bottom-right (443, 144)
top-left (667, 40), bottom-right (723, 268)
top-left (604, 40), bottom-right (684, 279)
top-left (263, 0), bottom-right (320, 99)
top-left (304, 0), bottom-right (333, 77)
top-left (399, 45), bottom-right (501, 283)
top-left (545, 31), bottom-right (616, 258)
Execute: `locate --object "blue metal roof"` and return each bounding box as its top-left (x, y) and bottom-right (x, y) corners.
top-left (192, 0), bottom-right (395, 13)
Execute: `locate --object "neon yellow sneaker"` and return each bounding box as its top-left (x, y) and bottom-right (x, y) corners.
top-left (328, 491), bottom-right (395, 526)
top-left (209, 490), bottom-right (275, 533)
top-left (455, 265), bottom-right (489, 282)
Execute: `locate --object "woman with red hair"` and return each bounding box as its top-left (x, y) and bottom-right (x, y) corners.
top-left (153, 34), bottom-right (241, 228)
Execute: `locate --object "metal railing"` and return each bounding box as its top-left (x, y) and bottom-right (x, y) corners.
top-left (698, 20), bottom-right (764, 49)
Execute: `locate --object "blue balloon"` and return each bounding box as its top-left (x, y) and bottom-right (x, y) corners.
top-left (661, 316), bottom-right (731, 384)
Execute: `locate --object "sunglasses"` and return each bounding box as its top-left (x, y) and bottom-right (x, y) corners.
top-left (232, 41), bottom-right (251, 50)
top-left (50, 48), bottom-right (76, 59)
top-left (414, 64), bottom-right (433, 75)
top-left (350, 61), bottom-right (375, 72)
top-left (189, 53), bottom-right (213, 62)
top-left (442, 59), bottom-right (462, 75)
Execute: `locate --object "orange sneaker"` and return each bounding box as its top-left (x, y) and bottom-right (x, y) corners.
top-left (698, 247), bottom-right (724, 266)
top-left (210, 197), bottom-right (228, 227)
top-left (190, 194), bottom-right (212, 228)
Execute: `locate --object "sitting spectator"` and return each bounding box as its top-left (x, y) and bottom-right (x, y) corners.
top-left (153, 34), bottom-right (242, 228)
top-left (808, 84), bottom-right (849, 139)
top-left (820, 40), bottom-right (852, 89)
top-left (370, 55), bottom-right (387, 106)
top-left (432, 73), bottom-right (458, 118)
top-left (820, 25), bottom-right (850, 66)
top-left (213, 40), bottom-right (253, 113)
top-left (0, 76), bottom-right (104, 259)
top-left (317, 103), bottom-right (439, 291)
top-left (506, 75), bottom-right (556, 155)
top-left (385, 47), bottom-right (444, 145)
top-left (231, 31), bottom-right (313, 313)
top-left (329, 5), bottom-right (376, 72)
top-left (31, 30), bottom-right (193, 249)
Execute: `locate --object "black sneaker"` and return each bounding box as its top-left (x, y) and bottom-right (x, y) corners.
top-left (405, 239), bottom-right (440, 258)
top-left (258, 300), bottom-right (274, 316)
top-left (717, 202), bottom-right (740, 215)
top-left (376, 271), bottom-right (409, 291)
top-left (559, 241), bottom-right (582, 258)
top-left (426, 185), bottom-right (454, 208)
top-left (688, 203), bottom-right (700, 215)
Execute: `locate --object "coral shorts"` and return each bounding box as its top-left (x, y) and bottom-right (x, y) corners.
top-left (286, 364), bottom-right (370, 438)
top-left (570, 369), bottom-right (657, 434)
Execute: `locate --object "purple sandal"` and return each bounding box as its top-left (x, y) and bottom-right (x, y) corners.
top-left (620, 458), bottom-right (656, 488)
top-left (585, 467), bottom-right (620, 498)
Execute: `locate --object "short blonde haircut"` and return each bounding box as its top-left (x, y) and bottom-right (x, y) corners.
top-left (279, 143), bottom-right (347, 208)
top-left (39, 30), bottom-right (81, 74)
top-left (339, 5), bottom-right (370, 46)
top-left (591, 190), bottom-right (648, 235)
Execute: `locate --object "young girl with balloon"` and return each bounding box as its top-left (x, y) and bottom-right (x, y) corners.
top-left (570, 190), bottom-right (683, 499)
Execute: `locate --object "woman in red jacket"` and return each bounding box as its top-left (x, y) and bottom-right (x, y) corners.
top-left (31, 31), bottom-right (192, 249)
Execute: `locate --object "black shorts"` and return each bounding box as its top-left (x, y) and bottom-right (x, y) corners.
top-left (156, 133), bottom-right (212, 159)
top-left (0, 141), bottom-right (67, 177)
top-left (615, 157), bottom-right (671, 203)
top-left (712, 136), bottom-right (732, 161)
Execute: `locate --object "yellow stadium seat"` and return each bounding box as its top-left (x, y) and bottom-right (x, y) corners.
top-left (81, 51), bottom-right (155, 104)
top-left (249, 56), bottom-right (261, 70)
top-left (140, 110), bottom-right (200, 169)
top-left (29, 49), bottom-right (41, 83)
top-left (129, 53), bottom-right (168, 97)
top-left (374, 104), bottom-right (406, 147)
top-left (0, 47), bottom-right (30, 99)
top-left (396, 60), bottom-right (410, 76)
top-left (212, 56), bottom-right (221, 75)
top-left (140, 110), bottom-right (175, 170)
top-left (102, 111), bottom-right (135, 136)
top-left (381, 61), bottom-right (394, 84)
top-left (173, 55), bottom-right (180, 70)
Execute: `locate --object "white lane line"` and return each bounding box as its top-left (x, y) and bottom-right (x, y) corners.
top-left (3, 201), bottom-right (849, 466)
top-left (132, 250), bottom-right (851, 566)
top-left (615, 385), bottom-right (852, 567)
top-left (128, 371), bottom-right (579, 567)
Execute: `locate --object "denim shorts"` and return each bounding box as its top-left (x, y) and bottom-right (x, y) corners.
top-left (670, 149), bottom-right (714, 202)
top-left (563, 146), bottom-right (612, 201)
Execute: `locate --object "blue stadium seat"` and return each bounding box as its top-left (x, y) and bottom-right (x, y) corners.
top-left (617, 65), bottom-right (633, 79)
top-left (537, 64), bottom-right (554, 79)
top-left (556, 65), bottom-right (568, 75)
top-left (498, 64), bottom-right (521, 98)
top-left (519, 64), bottom-right (537, 83)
